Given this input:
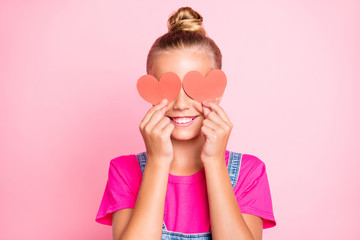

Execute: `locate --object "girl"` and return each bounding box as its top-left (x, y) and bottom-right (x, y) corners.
top-left (96, 7), bottom-right (276, 240)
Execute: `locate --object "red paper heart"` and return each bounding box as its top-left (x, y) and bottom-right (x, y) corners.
top-left (182, 69), bottom-right (227, 102)
top-left (137, 72), bottom-right (181, 105)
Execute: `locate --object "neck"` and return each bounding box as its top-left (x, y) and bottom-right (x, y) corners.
top-left (169, 133), bottom-right (205, 176)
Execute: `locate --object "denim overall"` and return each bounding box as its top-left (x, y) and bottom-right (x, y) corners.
top-left (136, 151), bottom-right (242, 240)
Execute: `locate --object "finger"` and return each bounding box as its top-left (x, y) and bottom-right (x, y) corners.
top-left (201, 125), bottom-right (216, 141)
top-left (205, 111), bottom-right (233, 133)
top-left (144, 107), bottom-right (167, 131)
top-left (143, 98), bottom-right (168, 122)
top-left (162, 121), bottom-right (175, 136)
top-left (205, 110), bottom-right (226, 126)
top-left (202, 101), bottom-right (229, 121)
top-left (153, 116), bottom-right (171, 132)
top-left (202, 101), bottom-right (231, 124)
top-left (202, 118), bottom-right (219, 131)
top-left (202, 105), bottom-right (211, 118)
top-left (141, 99), bottom-right (168, 127)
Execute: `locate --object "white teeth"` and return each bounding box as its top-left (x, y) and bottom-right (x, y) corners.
top-left (172, 118), bottom-right (193, 124)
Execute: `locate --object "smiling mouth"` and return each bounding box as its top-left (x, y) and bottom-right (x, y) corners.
top-left (169, 116), bottom-right (198, 124)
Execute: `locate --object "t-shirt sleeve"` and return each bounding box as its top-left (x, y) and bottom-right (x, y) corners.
top-left (95, 154), bottom-right (142, 225)
top-left (234, 154), bottom-right (276, 229)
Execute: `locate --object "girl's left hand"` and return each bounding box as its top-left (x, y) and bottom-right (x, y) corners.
top-left (201, 101), bottom-right (233, 164)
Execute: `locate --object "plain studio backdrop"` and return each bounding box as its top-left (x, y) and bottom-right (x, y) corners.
top-left (1, 0), bottom-right (359, 239)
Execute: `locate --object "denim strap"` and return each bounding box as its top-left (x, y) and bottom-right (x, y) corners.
top-left (227, 151), bottom-right (242, 189)
top-left (136, 152), bottom-right (147, 174)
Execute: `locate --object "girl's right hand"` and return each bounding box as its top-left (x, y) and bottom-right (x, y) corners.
top-left (139, 99), bottom-right (175, 165)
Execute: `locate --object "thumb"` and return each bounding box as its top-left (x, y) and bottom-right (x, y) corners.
top-left (202, 105), bottom-right (211, 118)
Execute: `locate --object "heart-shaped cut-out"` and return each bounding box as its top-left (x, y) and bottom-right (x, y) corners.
top-left (182, 69), bottom-right (227, 102)
top-left (137, 72), bottom-right (181, 105)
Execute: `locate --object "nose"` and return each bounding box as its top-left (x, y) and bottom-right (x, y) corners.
top-left (172, 88), bottom-right (191, 110)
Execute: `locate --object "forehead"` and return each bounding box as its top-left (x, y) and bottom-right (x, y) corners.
top-left (151, 49), bottom-right (213, 80)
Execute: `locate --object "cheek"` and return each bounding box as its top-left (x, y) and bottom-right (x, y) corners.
top-left (192, 101), bottom-right (203, 114)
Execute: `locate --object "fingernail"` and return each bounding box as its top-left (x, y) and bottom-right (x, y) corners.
top-left (162, 99), bottom-right (168, 104)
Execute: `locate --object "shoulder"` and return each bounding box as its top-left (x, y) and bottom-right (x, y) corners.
top-left (240, 153), bottom-right (267, 176)
top-left (110, 154), bottom-right (136, 165)
top-left (107, 153), bottom-right (143, 183)
top-left (226, 150), bottom-right (266, 175)
top-left (232, 152), bottom-right (269, 191)
top-left (109, 153), bottom-right (139, 168)
top-left (233, 153), bottom-right (277, 228)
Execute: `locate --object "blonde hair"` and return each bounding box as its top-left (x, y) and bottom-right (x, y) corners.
top-left (146, 7), bottom-right (222, 74)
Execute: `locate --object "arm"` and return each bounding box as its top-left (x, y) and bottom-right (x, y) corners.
top-left (204, 160), bottom-right (263, 240)
top-left (201, 101), bottom-right (262, 240)
top-left (112, 99), bottom-right (174, 240)
top-left (114, 160), bottom-right (171, 240)
top-left (243, 214), bottom-right (263, 240)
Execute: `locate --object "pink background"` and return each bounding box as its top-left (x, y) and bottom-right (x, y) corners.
top-left (1, 1), bottom-right (359, 239)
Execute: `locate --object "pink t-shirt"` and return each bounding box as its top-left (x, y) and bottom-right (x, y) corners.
top-left (95, 150), bottom-right (276, 233)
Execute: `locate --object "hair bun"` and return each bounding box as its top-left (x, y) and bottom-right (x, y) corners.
top-left (167, 7), bottom-right (206, 36)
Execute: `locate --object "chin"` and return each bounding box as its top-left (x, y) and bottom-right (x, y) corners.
top-left (170, 129), bottom-right (202, 141)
